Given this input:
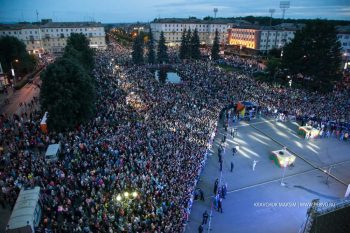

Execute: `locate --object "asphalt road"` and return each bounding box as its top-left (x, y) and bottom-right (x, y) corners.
top-left (1, 75), bottom-right (41, 116)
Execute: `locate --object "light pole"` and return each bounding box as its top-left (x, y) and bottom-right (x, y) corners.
top-left (324, 166), bottom-right (333, 185)
top-left (10, 59), bottom-right (19, 86)
top-left (280, 150), bottom-right (290, 186)
top-left (112, 191), bottom-right (139, 208)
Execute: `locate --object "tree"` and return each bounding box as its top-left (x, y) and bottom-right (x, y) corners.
top-left (157, 31), bottom-right (168, 63)
top-left (147, 28), bottom-right (156, 64)
top-left (211, 29), bottom-right (220, 60)
top-left (40, 58), bottom-right (96, 131)
top-left (282, 20), bottom-right (342, 91)
top-left (179, 29), bottom-right (188, 60)
top-left (65, 33), bottom-right (94, 72)
top-left (190, 28), bottom-right (201, 59)
top-left (266, 57), bottom-right (282, 83)
top-left (185, 29), bottom-right (192, 59)
top-left (268, 48), bottom-right (282, 58)
top-left (132, 33), bottom-right (144, 64)
top-left (0, 36), bottom-right (37, 75)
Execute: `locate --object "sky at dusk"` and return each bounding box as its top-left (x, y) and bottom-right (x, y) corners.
top-left (1, 0), bottom-right (349, 23)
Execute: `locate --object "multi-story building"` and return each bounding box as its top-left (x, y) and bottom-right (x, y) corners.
top-left (337, 26), bottom-right (350, 54)
top-left (150, 18), bottom-right (248, 46)
top-left (227, 23), bottom-right (304, 52)
top-left (0, 19), bottom-right (106, 54)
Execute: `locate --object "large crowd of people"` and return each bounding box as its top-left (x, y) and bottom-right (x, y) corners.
top-left (0, 42), bottom-right (349, 233)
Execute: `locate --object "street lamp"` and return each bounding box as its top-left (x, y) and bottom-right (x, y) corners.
top-left (10, 59), bottom-right (19, 86)
top-left (280, 149), bottom-right (290, 186)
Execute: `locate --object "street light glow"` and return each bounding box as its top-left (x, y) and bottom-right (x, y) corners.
top-left (132, 191), bottom-right (138, 198)
top-left (124, 192), bottom-right (129, 198)
top-left (116, 194), bottom-right (122, 201)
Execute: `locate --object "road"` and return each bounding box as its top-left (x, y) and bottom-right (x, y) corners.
top-left (0, 74), bottom-right (41, 116)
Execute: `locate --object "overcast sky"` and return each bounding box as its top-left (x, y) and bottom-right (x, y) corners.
top-left (1, 0), bottom-right (349, 23)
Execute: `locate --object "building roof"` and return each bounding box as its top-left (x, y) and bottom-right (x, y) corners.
top-left (229, 23), bottom-right (305, 31)
top-left (336, 25), bottom-right (350, 34)
top-left (152, 18), bottom-right (251, 25)
top-left (41, 22), bottom-right (103, 28)
top-left (0, 20), bottom-right (103, 30)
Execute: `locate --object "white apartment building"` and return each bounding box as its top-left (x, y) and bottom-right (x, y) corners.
top-left (336, 26), bottom-right (350, 55)
top-left (228, 23), bottom-right (304, 52)
top-left (0, 19), bottom-right (106, 54)
top-left (150, 18), bottom-right (236, 46)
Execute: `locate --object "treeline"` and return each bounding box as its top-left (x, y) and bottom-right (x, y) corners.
top-left (132, 28), bottom-right (221, 64)
top-left (40, 33), bottom-right (96, 131)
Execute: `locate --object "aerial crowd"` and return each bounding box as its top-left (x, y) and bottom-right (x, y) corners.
top-left (0, 41), bottom-right (349, 233)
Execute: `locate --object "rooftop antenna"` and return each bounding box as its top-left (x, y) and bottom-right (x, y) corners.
top-left (280, 1), bottom-right (290, 23)
top-left (269, 9), bottom-right (275, 26)
top-left (214, 8), bottom-right (218, 18)
top-left (36, 10), bottom-right (39, 22)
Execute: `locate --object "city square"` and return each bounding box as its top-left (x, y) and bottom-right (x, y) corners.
top-left (185, 116), bottom-right (349, 233)
top-left (1, 1), bottom-right (350, 233)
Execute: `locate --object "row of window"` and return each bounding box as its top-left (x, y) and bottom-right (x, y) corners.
top-left (261, 31), bottom-right (293, 36)
top-left (1, 27), bottom-right (103, 35)
top-left (163, 24), bottom-right (226, 28)
top-left (161, 28), bottom-right (225, 32)
top-left (261, 38), bottom-right (292, 43)
top-left (338, 35), bottom-right (350, 39)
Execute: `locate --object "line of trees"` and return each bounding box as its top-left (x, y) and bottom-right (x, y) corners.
top-left (132, 29), bottom-right (168, 64)
top-left (179, 28), bottom-right (201, 60)
top-left (40, 33), bottom-right (96, 131)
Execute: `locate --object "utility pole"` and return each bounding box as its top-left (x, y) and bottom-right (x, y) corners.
top-left (279, 1), bottom-right (290, 50)
top-left (265, 9), bottom-right (275, 55)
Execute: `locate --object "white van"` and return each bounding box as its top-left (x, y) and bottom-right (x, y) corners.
top-left (45, 143), bottom-right (61, 161)
top-left (6, 187), bottom-right (41, 233)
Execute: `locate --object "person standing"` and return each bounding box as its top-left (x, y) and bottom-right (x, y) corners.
top-left (252, 160), bottom-right (258, 171)
top-left (218, 198), bottom-right (223, 213)
top-left (230, 161), bottom-right (234, 172)
top-left (198, 224), bottom-right (204, 233)
top-left (221, 184), bottom-right (227, 199)
top-left (202, 210), bottom-right (209, 225)
top-left (232, 147), bottom-right (237, 156)
top-left (199, 189), bottom-right (204, 201)
top-left (214, 178), bottom-right (219, 194)
top-left (219, 160), bottom-right (223, 172)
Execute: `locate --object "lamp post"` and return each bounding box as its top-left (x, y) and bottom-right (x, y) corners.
top-left (280, 149), bottom-right (289, 186)
top-left (10, 59), bottom-right (19, 86)
top-left (112, 191), bottom-right (139, 209)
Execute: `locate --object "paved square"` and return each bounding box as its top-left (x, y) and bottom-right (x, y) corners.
top-left (185, 117), bottom-right (349, 233)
